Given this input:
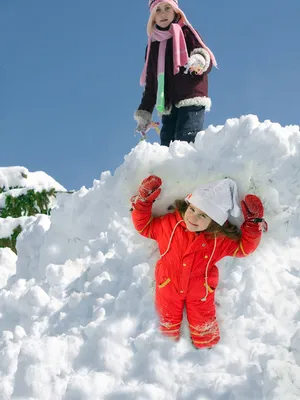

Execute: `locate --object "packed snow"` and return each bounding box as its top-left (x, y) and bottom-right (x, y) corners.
top-left (0, 115), bottom-right (300, 399)
top-left (0, 167), bottom-right (65, 289)
top-left (0, 167), bottom-right (65, 193)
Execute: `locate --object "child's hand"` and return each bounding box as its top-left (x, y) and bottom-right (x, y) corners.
top-left (138, 175), bottom-right (162, 202)
top-left (134, 110), bottom-right (152, 135)
top-left (184, 54), bottom-right (206, 76)
top-left (241, 195), bottom-right (268, 232)
top-left (136, 121), bottom-right (151, 134)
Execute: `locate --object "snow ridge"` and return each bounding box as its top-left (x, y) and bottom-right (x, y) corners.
top-left (0, 115), bottom-right (300, 399)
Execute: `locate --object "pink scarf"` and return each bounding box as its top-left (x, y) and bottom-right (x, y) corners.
top-left (140, 20), bottom-right (217, 87)
top-left (140, 20), bottom-right (216, 112)
top-left (140, 23), bottom-right (188, 87)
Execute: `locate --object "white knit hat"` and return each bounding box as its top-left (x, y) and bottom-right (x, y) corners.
top-left (185, 178), bottom-right (241, 226)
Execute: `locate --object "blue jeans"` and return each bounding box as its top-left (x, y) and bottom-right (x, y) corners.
top-left (160, 105), bottom-right (205, 147)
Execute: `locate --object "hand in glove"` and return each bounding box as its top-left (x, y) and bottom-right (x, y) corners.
top-left (241, 195), bottom-right (268, 232)
top-left (184, 54), bottom-right (206, 76)
top-left (131, 175), bottom-right (162, 206)
top-left (136, 121), bottom-right (151, 134)
top-left (134, 110), bottom-right (152, 135)
top-left (139, 175), bottom-right (162, 202)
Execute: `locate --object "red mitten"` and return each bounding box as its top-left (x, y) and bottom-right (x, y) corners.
top-left (138, 175), bottom-right (162, 203)
top-left (241, 194), bottom-right (268, 232)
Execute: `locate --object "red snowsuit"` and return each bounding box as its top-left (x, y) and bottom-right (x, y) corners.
top-left (131, 199), bottom-right (262, 348)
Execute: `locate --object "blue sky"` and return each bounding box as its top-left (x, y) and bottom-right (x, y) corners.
top-left (1, 0), bottom-right (299, 190)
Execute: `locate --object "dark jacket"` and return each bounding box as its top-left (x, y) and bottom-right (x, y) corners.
top-left (138, 25), bottom-right (213, 115)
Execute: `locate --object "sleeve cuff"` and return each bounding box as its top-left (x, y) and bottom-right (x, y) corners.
top-left (134, 110), bottom-right (152, 124)
top-left (191, 48), bottom-right (211, 72)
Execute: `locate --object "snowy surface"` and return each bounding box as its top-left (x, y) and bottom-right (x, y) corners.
top-left (0, 166), bottom-right (66, 212)
top-left (1, 115), bottom-right (300, 399)
top-left (0, 167), bottom-right (65, 192)
top-left (0, 167), bottom-right (66, 241)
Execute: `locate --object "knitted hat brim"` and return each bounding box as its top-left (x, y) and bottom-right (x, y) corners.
top-left (185, 196), bottom-right (228, 226)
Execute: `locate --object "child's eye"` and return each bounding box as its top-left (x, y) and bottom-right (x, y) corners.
top-left (189, 206), bottom-right (207, 219)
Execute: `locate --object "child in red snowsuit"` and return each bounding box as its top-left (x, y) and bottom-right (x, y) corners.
top-left (131, 175), bottom-right (267, 349)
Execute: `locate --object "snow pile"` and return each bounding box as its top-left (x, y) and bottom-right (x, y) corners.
top-left (0, 166), bottom-right (65, 214)
top-left (1, 115), bottom-right (300, 399)
top-left (0, 166), bottom-right (65, 193)
top-left (0, 167), bottom-right (65, 288)
top-left (0, 248), bottom-right (17, 289)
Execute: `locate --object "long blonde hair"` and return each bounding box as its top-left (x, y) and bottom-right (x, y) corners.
top-left (170, 199), bottom-right (241, 241)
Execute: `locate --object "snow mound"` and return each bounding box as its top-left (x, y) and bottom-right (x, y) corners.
top-left (0, 166), bottom-right (65, 192)
top-left (1, 115), bottom-right (300, 399)
top-left (0, 167), bottom-right (65, 288)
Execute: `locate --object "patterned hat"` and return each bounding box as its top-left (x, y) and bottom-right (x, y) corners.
top-left (149, 0), bottom-right (179, 12)
top-left (185, 179), bottom-right (241, 226)
top-left (147, 0), bottom-right (188, 36)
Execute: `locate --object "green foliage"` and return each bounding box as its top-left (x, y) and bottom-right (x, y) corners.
top-left (0, 188), bottom-right (57, 253)
top-left (0, 225), bottom-right (22, 254)
top-left (0, 189), bottom-right (56, 218)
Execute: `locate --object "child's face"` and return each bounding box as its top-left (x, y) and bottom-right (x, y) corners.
top-left (154, 2), bottom-right (176, 29)
top-left (184, 203), bottom-right (212, 232)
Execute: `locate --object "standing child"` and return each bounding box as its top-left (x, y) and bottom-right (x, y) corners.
top-left (131, 176), bottom-right (267, 349)
top-left (134, 0), bottom-right (217, 146)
